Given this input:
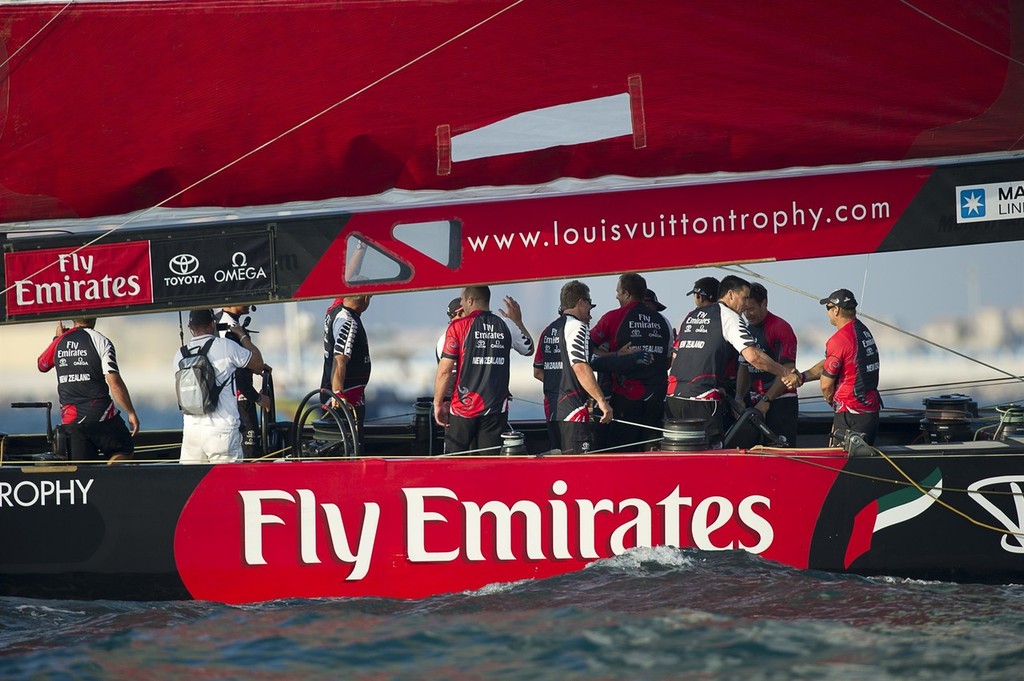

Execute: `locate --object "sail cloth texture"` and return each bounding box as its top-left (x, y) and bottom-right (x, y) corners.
top-left (0, 0), bottom-right (1020, 225)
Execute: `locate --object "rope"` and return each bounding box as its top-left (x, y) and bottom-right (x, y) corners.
top-left (0, 1), bottom-right (74, 74)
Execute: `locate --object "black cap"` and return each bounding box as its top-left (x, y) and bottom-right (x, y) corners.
top-left (446, 298), bottom-right (462, 320)
top-left (687, 276), bottom-right (719, 300)
top-left (188, 308), bottom-right (215, 326)
top-left (643, 289), bottom-right (667, 311)
top-left (819, 288), bottom-right (858, 310)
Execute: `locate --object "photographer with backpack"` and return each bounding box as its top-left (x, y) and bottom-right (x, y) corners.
top-left (173, 308), bottom-right (265, 464)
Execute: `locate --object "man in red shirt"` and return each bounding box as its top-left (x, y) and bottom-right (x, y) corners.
top-left (735, 283), bottom-right (799, 446)
top-left (590, 272), bottom-right (672, 451)
top-left (796, 288), bottom-right (881, 445)
top-left (433, 286), bottom-right (534, 454)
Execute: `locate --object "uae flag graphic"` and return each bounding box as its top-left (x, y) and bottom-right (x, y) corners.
top-left (844, 468), bottom-right (943, 568)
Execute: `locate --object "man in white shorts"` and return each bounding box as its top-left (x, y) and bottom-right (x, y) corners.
top-left (174, 308), bottom-right (266, 464)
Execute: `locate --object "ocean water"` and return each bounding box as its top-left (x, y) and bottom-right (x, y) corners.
top-left (2, 548), bottom-right (1023, 680)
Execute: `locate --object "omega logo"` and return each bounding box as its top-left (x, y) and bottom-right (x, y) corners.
top-left (232, 252), bottom-right (248, 267)
top-left (169, 253), bottom-right (200, 276)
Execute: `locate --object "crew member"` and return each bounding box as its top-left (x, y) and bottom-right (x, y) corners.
top-left (321, 295), bottom-right (373, 438)
top-left (216, 305), bottom-right (271, 457)
top-left (735, 283), bottom-right (799, 446)
top-left (667, 275), bottom-right (800, 448)
top-left (534, 304), bottom-right (566, 452)
top-left (590, 272), bottom-right (672, 451)
top-left (37, 317), bottom-right (140, 463)
top-left (796, 288), bottom-right (881, 445)
top-left (174, 308), bottom-right (265, 463)
top-left (433, 286), bottom-right (534, 454)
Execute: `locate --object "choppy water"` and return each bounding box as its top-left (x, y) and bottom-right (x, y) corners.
top-left (3, 547), bottom-right (1023, 680)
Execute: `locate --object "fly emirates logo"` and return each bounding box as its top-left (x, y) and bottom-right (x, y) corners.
top-left (238, 481), bottom-right (774, 581)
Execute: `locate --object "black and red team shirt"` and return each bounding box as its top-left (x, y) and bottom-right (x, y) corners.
top-left (556, 314), bottom-right (593, 423)
top-left (823, 318), bottom-right (881, 413)
top-left (442, 310), bottom-right (534, 418)
top-left (533, 316), bottom-right (564, 421)
top-left (321, 300), bottom-right (371, 406)
top-left (37, 327), bottom-right (119, 425)
top-left (590, 302), bottom-right (671, 400)
top-left (669, 302), bottom-right (755, 400)
top-left (739, 310), bottom-right (798, 402)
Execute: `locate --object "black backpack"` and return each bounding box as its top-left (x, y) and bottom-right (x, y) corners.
top-left (175, 339), bottom-right (228, 416)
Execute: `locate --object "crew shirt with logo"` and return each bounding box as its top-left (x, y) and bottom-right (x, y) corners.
top-left (321, 302), bottom-right (371, 406)
top-left (823, 318), bottom-right (880, 413)
top-left (442, 310), bottom-right (533, 418)
top-left (669, 302), bottom-right (755, 400)
top-left (38, 327), bottom-right (120, 424)
top-left (589, 302), bottom-right (671, 400)
top-left (555, 314), bottom-right (594, 423)
top-left (533, 316), bottom-right (564, 421)
top-left (739, 310), bottom-right (798, 403)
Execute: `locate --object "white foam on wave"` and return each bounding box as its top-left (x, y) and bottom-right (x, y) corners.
top-left (586, 545), bottom-right (697, 572)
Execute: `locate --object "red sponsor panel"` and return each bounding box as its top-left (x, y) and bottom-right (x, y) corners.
top-left (174, 454), bottom-right (845, 604)
top-left (4, 242), bottom-right (153, 316)
top-left (295, 165), bottom-right (930, 297)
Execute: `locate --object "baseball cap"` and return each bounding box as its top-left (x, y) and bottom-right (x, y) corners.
top-left (643, 289), bottom-right (667, 311)
top-left (446, 297), bottom-right (462, 320)
top-left (819, 288), bottom-right (858, 310)
top-left (686, 276), bottom-right (719, 300)
top-left (188, 308), bottom-right (215, 326)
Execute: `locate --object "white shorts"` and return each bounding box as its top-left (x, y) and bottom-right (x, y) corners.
top-left (180, 421), bottom-right (243, 464)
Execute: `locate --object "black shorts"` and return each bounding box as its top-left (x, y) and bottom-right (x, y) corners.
top-left (445, 412), bottom-right (507, 455)
top-left (66, 417), bottom-right (134, 461)
top-left (558, 420), bottom-right (596, 454)
top-left (832, 411), bottom-right (880, 446)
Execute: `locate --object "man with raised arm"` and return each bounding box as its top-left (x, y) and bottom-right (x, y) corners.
top-left (434, 285), bottom-right (534, 455)
top-left (216, 304), bottom-right (272, 457)
top-left (38, 317), bottom-right (140, 463)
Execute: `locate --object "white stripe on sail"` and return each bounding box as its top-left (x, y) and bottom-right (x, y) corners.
top-left (451, 93), bottom-right (633, 163)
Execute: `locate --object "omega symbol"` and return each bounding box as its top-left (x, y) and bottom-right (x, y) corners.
top-left (232, 252), bottom-right (248, 267)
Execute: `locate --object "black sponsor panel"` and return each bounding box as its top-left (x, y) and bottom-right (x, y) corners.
top-left (0, 464), bottom-right (209, 600)
top-left (810, 445), bottom-right (1024, 582)
top-left (152, 229), bottom-right (273, 305)
top-left (273, 215), bottom-right (349, 297)
top-left (880, 158), bottom-right (1024, 253)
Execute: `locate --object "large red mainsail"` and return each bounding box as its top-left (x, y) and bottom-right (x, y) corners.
top-left (0, 0), bottom-right (1021, 224)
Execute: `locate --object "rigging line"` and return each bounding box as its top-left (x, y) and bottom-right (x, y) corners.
top-left (872, 441), bottom-right (1024, 538)
top-left (0, 0), bottom-right (529, 298)
top-left (900, 0), bottom-right (1024, 69)
top-left (0, 0), bottom-right (74, 75)
top-left (724, 263), bottom-right (1024, 385)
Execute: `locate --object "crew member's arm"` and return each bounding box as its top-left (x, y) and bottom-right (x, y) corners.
top-left (533, 367), bottom-right (544, 382)
top-left (106, 372), bottom-right (140, 436)
top-left (741, 346), bottom-right (800, 388)
top-left (755, 361), bottom-right (797, 415)
top-left (500, 295), bottom-right (535, 354)
top-left (571, 362), bottom-right (613, 424)
top-left (239, 334), bottom-right (265, 374)
top-left (433, 357), bottom-right (456, 426)
top-left (37, 321), bottom-right (68, 372)
top-left (735, 363), bottom-right (751, 411)
top-left (330, 353), bottom-right (349, 403)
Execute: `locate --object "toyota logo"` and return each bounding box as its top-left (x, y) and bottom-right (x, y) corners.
top-left (169, 253), bottom-right (199, 275)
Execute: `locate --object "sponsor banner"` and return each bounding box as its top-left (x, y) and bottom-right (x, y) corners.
top-left (151, 231), bottom-right (272, 303)
top-left (296, 164), bottom-right (930, 298)
top-left (955, 180), bottom-right (1024, 223)
top-left (3, 242), bottom-right (152, 317)
top-left (174, 454), bottom-right (845, 603)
